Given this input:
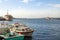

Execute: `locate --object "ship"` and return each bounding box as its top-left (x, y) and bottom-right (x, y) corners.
top-left (3, 10), bottom-right (13, 21)
top-left (11, 22), bottom-right (34, 37)
top-left (45, 17), bottom-right (52, 20)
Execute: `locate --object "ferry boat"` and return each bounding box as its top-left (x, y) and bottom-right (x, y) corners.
top-left (0, 23), bottom-right (24, 40)
top-left (3, 11), bottom-right (13, 21)
top-left (11, 22), bottom-right (34, 37)
top-left (45, 17), bottom-right (52, 20)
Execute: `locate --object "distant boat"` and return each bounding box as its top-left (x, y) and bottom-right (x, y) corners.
top-left (3, 11), bottom-right (13, 21)
top-left (45, 17), bottom-right (52, 20)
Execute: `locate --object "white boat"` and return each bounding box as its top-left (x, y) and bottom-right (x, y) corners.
top-left (3, 10), bottom-right (13, 21)
top-left (11, 23), bottom-right (34, 36)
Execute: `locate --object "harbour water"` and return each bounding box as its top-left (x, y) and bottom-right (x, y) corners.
top-left (0, 18), bottom-right (60, 40)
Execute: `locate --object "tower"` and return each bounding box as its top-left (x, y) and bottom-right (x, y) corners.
top-left (7, 10), bottom-right (8, 15)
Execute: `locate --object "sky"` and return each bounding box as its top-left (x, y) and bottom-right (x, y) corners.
top-left (0, 0), bottom-right (60, 18)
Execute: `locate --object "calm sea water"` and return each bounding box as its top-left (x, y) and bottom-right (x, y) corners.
top-left (0, 18), bottom-right (60, 40)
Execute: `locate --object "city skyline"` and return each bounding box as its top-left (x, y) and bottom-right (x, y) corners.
top-left (0, 0), bottom-right (60, 18)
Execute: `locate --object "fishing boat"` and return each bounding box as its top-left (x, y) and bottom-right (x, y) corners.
top-left (11, 22), bottom-right (34, 37)
top-left (0, 32), bottom-right (24, 40)
top-left (0, 23), bottom-right (24, 40)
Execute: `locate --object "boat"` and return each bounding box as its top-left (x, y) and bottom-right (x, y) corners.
top-left (3, 10), bottom-right (13, 21)
top-left (0, 23), bottom-right (24, 40)
top-left (45, 17), bottom-right (52, 20)
top-left (0, 32), bottom-right (24, 40)
top-left (11, 22), bottom-right (34, 37)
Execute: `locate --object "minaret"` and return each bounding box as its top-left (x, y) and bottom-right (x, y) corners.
top-left (7, 10), bottom-right (8, 15)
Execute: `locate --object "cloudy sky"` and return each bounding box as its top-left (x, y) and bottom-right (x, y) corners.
top-left (0, 0), bottom-right (60, 18)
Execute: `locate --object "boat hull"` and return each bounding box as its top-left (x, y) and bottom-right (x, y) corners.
top-left (17, 31), bottom-right (33, 37)
top-left (5, 18), bottom-right (12, 21)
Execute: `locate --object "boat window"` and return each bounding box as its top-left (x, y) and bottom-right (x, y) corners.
top-left (22, 29), bottom-right (25, 31)
top-left (16, 29), bottom-right (21, 31)
top-left (15, 25), bottom-right (19, 28)
top-left (25, 28), bottom-right (31, 31)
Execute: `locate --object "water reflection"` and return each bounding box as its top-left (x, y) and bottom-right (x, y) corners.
top-left (24, 36), bottom-right (32, 40)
